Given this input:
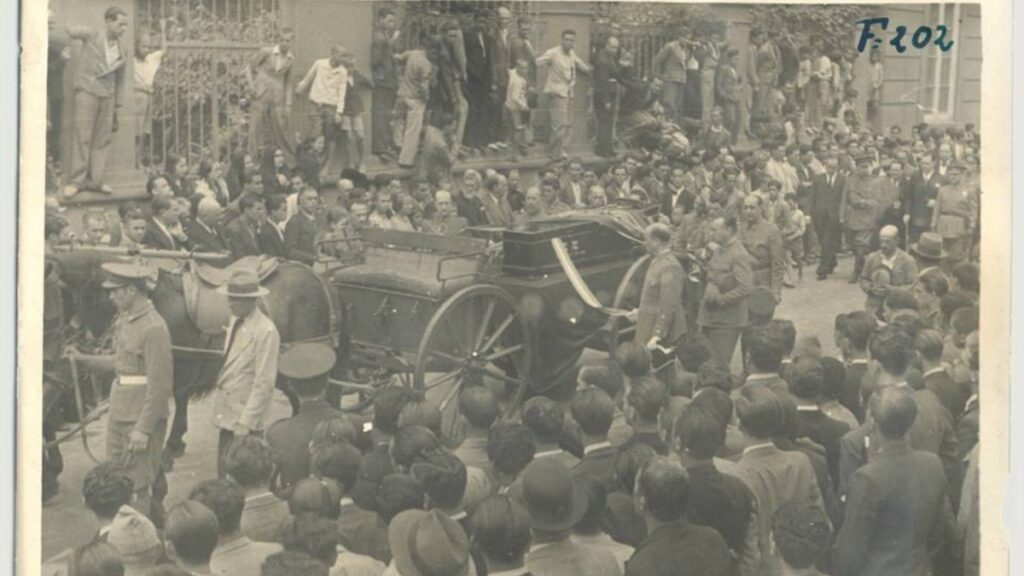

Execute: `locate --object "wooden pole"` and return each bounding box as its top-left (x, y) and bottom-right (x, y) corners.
top-left (53, 243), bottom-right (231, 263)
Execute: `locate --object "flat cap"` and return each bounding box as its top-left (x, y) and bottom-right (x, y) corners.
top-left (279, 343), bottom-right (336, 380)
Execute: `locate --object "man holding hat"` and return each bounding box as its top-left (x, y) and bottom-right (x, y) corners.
top-left (842, 153), bottom-right (881, 283)
top-left (859, 225), bottom-right (918, 317)
top-left (519, 459), bottom-right (622, 576)
top-left (213, 268), bottom-right (280, 478)
top-left (738, 194), bottom-right (785, 301)
top-left (77, 260), bottom-right (173, 521)
top-left (266, 342), bottom-right (347, 492)
top-left (625, 223), bottom-right (686, 380)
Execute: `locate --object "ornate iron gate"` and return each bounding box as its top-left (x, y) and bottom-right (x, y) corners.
top-left (136, 0), bottom-right (282, 169)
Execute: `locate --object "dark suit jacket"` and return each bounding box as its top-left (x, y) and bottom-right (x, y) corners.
top-left (490, 28), bottom-right (511, 88)
top-left (684, 462), bottom-right (755, 556)
top-left (257, 219), bottom-right (288, 258)
top-left (834, 443), bottom-right (956, 576)
top-left (266, 399), bottom-right (345, 492)
top-left (592, 50), bottom-right (618, 110)
top-left (810, 171), bottom-right (846, 225)
top-left (794, 163), bottom-right (815, 210)
top-left (906, 169), bottom-right (943, 229)
top-left (795, 406), bottom-right (852, 486)
top-left (839, 387), bottom-right (959, 497)
top-left (222, 217), bottom-right (262, 262)
top-left (924, 368), bottom-right (971, 419)
top-left (559, 177), bottom-right (587, 208)
top-left (956, 397), bottom-right (978, 462)
top-left (624, 519), bottom-right (733, 576)
top-left (843, 360), bottom-right (869, 423)
top-left (463, 29), bottom-right (491, 95)
top-left (184, 218), bottom-right (226, 253)
top-left (143, 218), bottom-right (180, 251)
top-left (284, 212), bottom-right (319, 264)
top-left (573, 444), bottom-right (619, 494)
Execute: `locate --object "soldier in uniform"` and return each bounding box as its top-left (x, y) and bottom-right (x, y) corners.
top-left (266, 343), bottom-right (351, 494)
top-left (625, 223), bottom-right (687, 379)
top-left (698, 216), bottom-right (753, 369)
top-left (843, 154), bottom-right (880, 283)
top-left (931, 162), bottom-right (972, 267)
top-left (76, 260), bottom-right (173, 520)
top-left (738, 194), bottom-right (785, 302)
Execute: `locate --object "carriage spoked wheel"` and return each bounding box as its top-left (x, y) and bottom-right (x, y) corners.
top-left (606, 254), bottom-right (651, 360)
top-left (414, 285), bottom-right (533, 437)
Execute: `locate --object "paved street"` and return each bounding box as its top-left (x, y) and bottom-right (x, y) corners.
top-left (41, 256), bottom-right (864, 561)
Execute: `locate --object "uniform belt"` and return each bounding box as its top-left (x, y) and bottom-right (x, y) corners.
top-left (118, 375), bottom-right (149, 386)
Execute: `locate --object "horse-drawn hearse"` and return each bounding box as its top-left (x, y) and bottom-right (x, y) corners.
top-left (43, 206), bottom-right (683, 475)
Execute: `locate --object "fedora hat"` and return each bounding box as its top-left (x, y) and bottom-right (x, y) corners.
top-left (388, 509), bottom-right (470, 576)
top-left (870, 266), bottom-right (893, 286)
top-left (911, 232), bottom-right (948, 260)
top-left (520, 459), bottom-right (588, 532)
top-left (216, 268), bottom-right (270, 298)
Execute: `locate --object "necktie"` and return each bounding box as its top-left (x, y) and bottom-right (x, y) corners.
top-left (225, 316), bottom-right (244, 357)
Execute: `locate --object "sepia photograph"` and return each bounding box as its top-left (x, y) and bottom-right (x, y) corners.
top-left (17, 1), bottom-right (1011, 575)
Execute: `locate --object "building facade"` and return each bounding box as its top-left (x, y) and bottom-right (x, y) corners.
top-left (47, 1), bottom-right (981, 211)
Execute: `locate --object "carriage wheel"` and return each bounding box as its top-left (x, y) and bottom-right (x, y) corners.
top-left (606, 254), bottom-right (651, 360)
top-left (414, 285), bottom-right (533, 434)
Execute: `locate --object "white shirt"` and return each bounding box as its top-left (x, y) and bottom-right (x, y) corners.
top-left (583, 441), bottom-right (612, 455)
top-left (537, 46), bottom-right (588, 98)
top-left (301, 58), bottom-right (349, 111)
top-left (105, 38), bottom-right (122, 69)
top-left (133, 50), bottom-right (164, 91)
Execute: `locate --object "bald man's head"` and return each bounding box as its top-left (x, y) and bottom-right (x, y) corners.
top-left (869, 387), bottom-right (917, 440)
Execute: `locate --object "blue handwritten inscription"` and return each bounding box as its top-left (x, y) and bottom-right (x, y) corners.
top-left (856, 17), bottom-right (954, 54)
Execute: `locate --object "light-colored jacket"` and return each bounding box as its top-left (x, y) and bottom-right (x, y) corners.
top-left (214, 308), bottom-right (280, 432)
top-left (71, 28), bottom-right (127, 103)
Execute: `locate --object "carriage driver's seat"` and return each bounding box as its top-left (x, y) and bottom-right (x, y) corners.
top-left (331, 229), bottom-right (488, 299)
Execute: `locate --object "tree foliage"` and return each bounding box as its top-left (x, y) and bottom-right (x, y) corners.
top-left (747, 4), bottom-right (870, 55)
top-left (592, 2), bottom-right (727, 37)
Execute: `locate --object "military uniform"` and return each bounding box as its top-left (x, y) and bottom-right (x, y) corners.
top-left (698, 237), bottom-right (753, 369)
top-left (738, 219), bottom-right (784, 300)
top-left (843, 171), bottom-right (880, 279)
top-left (103, 263), bottom-right (173, 519)
top-left (636, 249), bottom-right (687, 346)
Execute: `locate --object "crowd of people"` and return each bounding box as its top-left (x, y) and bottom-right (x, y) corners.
top-left (44, 241), bottom-right (981, 576)
top-left (43, 5), bottom-right (986, 576)
top-left (45, 116), bottom-right (983, 576)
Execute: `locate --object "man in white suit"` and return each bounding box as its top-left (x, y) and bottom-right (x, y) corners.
top-left (213, 269), bottom-right (280, 478)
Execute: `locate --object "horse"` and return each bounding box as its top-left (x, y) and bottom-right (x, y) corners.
top-left (46, 247), bottom-right (339, 460)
